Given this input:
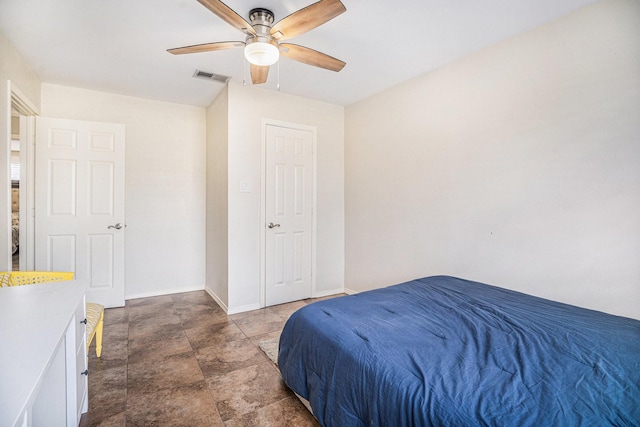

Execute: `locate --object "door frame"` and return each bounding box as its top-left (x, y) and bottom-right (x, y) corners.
top-left (259, 118), bottom-right (318, 308)
top-left (6, 81), bottom-right (38, 271)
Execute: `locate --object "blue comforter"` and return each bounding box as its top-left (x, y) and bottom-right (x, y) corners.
top-left (278, 276), bottom-right (640, 426)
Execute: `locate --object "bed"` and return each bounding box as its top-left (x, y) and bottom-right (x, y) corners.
top-left (11, 188), bottom-right (19, 255)
top-left (278, 275), bottom-right (640, 426)
top-left (11, 219), bottom-right (19, 255)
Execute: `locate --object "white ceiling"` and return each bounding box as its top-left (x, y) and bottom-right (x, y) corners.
top-left (0, 0), bottom-right (598, 108)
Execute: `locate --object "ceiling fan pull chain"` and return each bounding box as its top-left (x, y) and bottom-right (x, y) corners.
top-left (277, 59), bottom-right (280, 91)
top-left (242, 55), bottom-right (247, 86)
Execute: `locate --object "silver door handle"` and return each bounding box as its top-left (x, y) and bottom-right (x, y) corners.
top-left (108, 223), bottom-right (124, 230)
top-left (267, 222), bottom-right (280, 229)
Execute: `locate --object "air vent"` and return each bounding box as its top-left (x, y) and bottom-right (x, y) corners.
top-left (193, 69), bottom-right (230, 84)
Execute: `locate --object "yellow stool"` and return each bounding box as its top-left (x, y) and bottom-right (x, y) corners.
top-left (0, 272), bottom-right (9, 287)
top-left (86, 302), bottom-right (104, 358)
top-left (0, 271), bottom-right (74, 287)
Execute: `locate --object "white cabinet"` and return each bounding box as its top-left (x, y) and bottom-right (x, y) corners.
top-left (73, 299), bottom-right (89, 416)
top-left (0, 280), bottom-right (88, 427)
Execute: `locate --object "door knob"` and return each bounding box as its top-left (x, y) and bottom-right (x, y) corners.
top-left (267, 222), bottom-right (281, 229)
top-left (108, 223), bottom-right (124, 230)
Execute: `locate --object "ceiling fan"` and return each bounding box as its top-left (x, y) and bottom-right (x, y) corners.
top-left (168, 0), bottom-right (347, 85)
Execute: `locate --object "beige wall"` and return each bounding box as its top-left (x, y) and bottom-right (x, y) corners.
top-left (0, 30), bottom-right (40, 108)
top-left (205, 85), bottom-right (229, 308)
top-left (0, 29), bottom-right (41, 270)
top-left (41, 83), bottom-right (207, 299)
top-left (345, 0), bottom-right (640, 319)
top-left (207, 82), bottom-right (345, 313)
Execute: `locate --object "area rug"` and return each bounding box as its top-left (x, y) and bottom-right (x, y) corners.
top-left (258, 337), bottom-right (279, 365)
top-left (259, 336), bottom-right (315, 415)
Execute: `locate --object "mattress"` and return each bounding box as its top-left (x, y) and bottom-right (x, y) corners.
top-left (278, 276), bottom-right (640, 426)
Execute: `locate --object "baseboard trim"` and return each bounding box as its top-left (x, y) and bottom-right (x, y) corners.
top-left (204, 288), bottom-right (229, 313)
top-left (125, 285), bottom-right (204, 301)
top-left (313, 287), bottom-right (348, 298)
top-left (227, 302), bottom-right (262, 315)
top-left (203, 289), bottom-right (262, 315)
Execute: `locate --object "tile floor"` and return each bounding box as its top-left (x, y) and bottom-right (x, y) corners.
top-left (79, 290), bottom-right (337, 426)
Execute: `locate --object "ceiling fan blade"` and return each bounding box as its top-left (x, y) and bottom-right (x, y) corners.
top-left (167, 41), bottom-right (244, 55)
top-left (280, 43), bottom-right (345, 72)
top-left (196, 0), bottom-right (256, 35)
top-left (270, 0), bottom-right (346, 41)
top-left (250, 64), bottom-right (269, 84)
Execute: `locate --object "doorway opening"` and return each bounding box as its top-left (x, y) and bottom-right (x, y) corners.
top-left (10, 115), bottom-right (20, 270)
top-left (8, 82), bottom-right (38, 271)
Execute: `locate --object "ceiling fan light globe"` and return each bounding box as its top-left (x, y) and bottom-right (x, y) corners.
top-left (244, 41), bottom-right (279, 66)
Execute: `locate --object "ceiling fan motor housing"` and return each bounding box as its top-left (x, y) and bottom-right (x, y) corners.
top-left (244, 8), bottom-right (279, 66)
top-left (247, 8), bottom-right (275, 40)
top-left (249, 8), bottom-right (274, 27)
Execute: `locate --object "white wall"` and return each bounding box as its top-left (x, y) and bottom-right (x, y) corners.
top-left (205, 86), bottom-right (229, 308)
top-left (0, 29), bottom-right (41, 271)
top-left (41, 84), bottom-right (206, 299)
top-left (218, 82), bottom-right (344, 313)
top-left (345, 0), bottom-right (640, 319)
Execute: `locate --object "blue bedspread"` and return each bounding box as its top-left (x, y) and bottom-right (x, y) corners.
top-left (278, 276), bottom-right (640, 426)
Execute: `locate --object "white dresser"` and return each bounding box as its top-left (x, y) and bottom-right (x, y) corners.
top-left (0, 279), bottom-right (88, 427)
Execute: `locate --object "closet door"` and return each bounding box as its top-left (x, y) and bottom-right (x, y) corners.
top-left (264, 124), bottom-right (314, 306)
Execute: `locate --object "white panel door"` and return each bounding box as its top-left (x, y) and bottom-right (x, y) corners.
top-left (35, 117), bottom-right (125, 308)
top-left (265, 125), bottom-right (314, 306)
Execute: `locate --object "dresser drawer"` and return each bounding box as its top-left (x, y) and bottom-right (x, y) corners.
top-left (74, 296), bottom-right (86, 355)
top-left (76, 339), bottom-right (88, 416)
